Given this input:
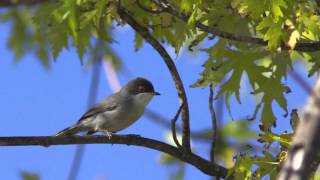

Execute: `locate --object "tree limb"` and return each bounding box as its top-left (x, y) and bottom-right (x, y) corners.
top-left (153, 1), bottom-right (320, 52)
top-left (117, 5), bottom-right (191, 153)
top-left (0, 135), bottom-right (229, 178)
top-left (277, 76), bottom-right (320, 179)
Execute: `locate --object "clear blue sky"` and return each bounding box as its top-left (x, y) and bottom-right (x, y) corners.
top-left (0, 18), bottom-right (315, 179)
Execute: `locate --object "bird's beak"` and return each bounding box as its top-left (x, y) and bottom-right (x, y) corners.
top-left (153, 91), bottom-right (161, 96)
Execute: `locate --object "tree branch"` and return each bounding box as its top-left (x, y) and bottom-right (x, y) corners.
top-left (171, 104), bottom-right (183, 149)
top-left (117, 5), bottom-right (191, 153)
top-left (152, 1), bottom-right (320, 52)
top-left (0, 135), bottom-right (229, 178)
top-left (316, 0), bottom-right (320, 8)
top-left (277, 76), bottom-right (320, 179)
top-left (209, 85), bottom-right (218, 163)
top-left (2, 1), bottom-right (320, 52)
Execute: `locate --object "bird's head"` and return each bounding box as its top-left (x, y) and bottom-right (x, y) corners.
top-left (122, 77), bottom-right (160, 96)
top-left (121, 77), bottom-right (160, 106)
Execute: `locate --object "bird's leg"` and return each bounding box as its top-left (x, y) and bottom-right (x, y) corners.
top-left (103, 130), bottom-right (113, 140)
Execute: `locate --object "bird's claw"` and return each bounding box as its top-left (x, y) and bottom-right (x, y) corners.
top-left (104, 131), bottom-right (113, 140)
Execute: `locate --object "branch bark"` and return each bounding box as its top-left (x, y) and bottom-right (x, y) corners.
top-left (117, 5), bottom-right (191, 153)
top-left (277, 76), bottom-right (320, 179)
top-left (0, 135), bottom-right (228, 178)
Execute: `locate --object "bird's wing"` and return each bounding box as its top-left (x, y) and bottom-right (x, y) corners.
top-left (77, 94), bottom-right (119, 123)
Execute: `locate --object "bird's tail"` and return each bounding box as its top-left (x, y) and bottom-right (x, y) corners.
top-left (55, 124), bottom-right (83, 136)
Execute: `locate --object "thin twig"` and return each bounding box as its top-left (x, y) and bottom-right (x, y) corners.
top-left (117, 5), bottom-right (191, 153)
top-left (0, 135), bottom-right (229, 178)
top-left (209, 84), bottom-right (217, 163)
top-left (171, 104), bottom-right (184, 148)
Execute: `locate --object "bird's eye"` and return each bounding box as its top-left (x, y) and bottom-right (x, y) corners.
top-left (138, 85), bottom-right (145, 92)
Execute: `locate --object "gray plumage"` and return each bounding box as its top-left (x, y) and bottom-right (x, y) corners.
top-left (55, 77), bottom-right (160, 136)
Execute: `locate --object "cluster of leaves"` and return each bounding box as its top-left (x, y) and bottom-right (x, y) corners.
top-left (227, 109), bottom-right (299, 179)
top-left (188, 0), bottom-right (320, 131)
top-left (0, 0), bottom-right (120, 67)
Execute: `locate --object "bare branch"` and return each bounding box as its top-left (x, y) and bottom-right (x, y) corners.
top-left (277, 77), bottom-right (320, 179)
top-left (117, 5), bottom-right (191, 153)
top-left (171, 104), bottom-right (184, 148)
top-left (209, 85), bottom-right (218, 163)
top-left (0, 135), bottom-right (229, 178)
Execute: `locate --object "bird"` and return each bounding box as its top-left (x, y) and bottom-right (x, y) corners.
top-left (55, 77), bottom-right (160, 137)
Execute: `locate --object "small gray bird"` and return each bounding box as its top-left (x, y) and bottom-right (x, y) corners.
top-left (55, 77), bottom-right (160, 137)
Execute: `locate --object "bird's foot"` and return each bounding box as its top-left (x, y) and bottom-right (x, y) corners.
top-left (103, 131), bottom-right (113, 140)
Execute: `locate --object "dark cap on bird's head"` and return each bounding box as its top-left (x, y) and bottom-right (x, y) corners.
top-left (123, 77), bottom-right (160, 95)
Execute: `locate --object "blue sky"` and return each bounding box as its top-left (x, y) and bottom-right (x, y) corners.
top-left (0, 18), bottom-right (316, 179)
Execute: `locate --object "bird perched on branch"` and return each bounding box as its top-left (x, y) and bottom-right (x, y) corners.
top-left (55, 77), bottom-right (160, 138)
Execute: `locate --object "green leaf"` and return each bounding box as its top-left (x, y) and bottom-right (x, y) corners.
top-left (253, 78), bottom-right (289, 130)
top-left (306, 52), bottom-right (320, 77)
top-left (134, 32), bottom-right (143, 51)
top-left (242, 0), bottom-right (268, 19)
top-left (258, 131), bottom-right (292, 148)
top-left (80, 9), bottom-right (98, 29)
top-left (253, 151), bottom-right (278, 179)
top-left (231, 154), bottom-right (253, 179)
top-left (221, 120), bottom-right (258, 141)
top-left (271, 52), bottom-right (292, 79)
top-left (180, 0), bottom-right (194, 12)
top-left (271, 0), bottom-right (287, 22)
top-left (256, 16), bottom-right (283, 48)
top-left (48, 23), bottom-right (69, 60)
top-left (159, 153), bottom-right (179, 165)
top-left (75, 26), bottom-right (91, 63)
top-left (20, 171), bottom-right (39, 180)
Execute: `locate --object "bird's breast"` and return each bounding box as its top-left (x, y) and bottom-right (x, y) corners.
top-left (96, 93), bottom-right (153, 132)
